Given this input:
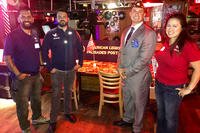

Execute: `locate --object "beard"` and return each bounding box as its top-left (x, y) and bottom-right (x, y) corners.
top-left (21, 21), bottom-right (33, 29)
top-left (58, 20), bottom-right (67, 27)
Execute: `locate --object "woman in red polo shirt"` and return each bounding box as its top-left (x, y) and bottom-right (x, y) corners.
top-left (155, 13), bottom-right (200, 133)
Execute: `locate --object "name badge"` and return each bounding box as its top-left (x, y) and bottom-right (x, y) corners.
top-left (160, 46), bottom-right (165, 51)
top-left (34, 43), bottom-right (40, 49)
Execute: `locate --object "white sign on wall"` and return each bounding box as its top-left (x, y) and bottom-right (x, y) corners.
top-left (0, 49), bottom-right (4, 62)
top-left (195, 0), bottom-right (200, 3)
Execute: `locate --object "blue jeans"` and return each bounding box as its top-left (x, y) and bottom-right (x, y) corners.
top-left (50, 69), bottom-right (75, 123)
top-left (10, 74), bottom-right (42, 130)
top-left (155, 80), bottom-right (183, 133)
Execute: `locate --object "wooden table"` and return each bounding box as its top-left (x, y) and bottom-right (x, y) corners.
top-left (78, 60), bottom-right (155, 100)
top-left (78, 60), bottom-right (118, 75)
top-left (77, 60), bottom-right (118, 91)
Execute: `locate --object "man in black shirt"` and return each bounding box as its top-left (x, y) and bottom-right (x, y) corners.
top-left (4, 7), bottom-right (49, 133)
top-left (42, 9), bottom-right (83, 132)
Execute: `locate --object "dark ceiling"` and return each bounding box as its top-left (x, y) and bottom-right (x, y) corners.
top-left (8, 0), bottom-right (198, 11)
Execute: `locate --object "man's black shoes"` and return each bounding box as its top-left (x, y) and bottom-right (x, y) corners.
top-left (65, 114), bottom-right (77, 123)
top-left (113, 119), bottom-right (132, 127)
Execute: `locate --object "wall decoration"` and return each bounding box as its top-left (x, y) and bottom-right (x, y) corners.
top-left (112, 11), bottom-right (117, 16)
top-left (104, 11), bottom-right (112, 20)
top-left (118, 11), bottom-right (125, 20)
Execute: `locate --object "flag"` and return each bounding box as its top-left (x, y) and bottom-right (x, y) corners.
top-left (86, 34), bottom-right (95, 52)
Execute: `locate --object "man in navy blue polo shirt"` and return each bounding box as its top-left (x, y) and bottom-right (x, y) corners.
top-left (3, 7), bottom-right (49, 133)
top-left (42, 9), bottom-right (83, 132)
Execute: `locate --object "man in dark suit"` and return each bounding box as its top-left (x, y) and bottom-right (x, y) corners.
top-left (113, 1), bottom-right (157, 133)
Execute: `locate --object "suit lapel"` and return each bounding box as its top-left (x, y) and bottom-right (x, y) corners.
top-left (126, 24), bottom-right (145, 47)
top-left (121, 27), bottom-right (130, 48)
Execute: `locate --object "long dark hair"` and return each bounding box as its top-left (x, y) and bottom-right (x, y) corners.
top-left (164, 13), bottom-right (190, 55)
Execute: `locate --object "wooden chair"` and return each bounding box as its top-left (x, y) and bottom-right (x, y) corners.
top-left (150, 79), bottom-right (156, 100)
top-left (98, 70), bottom-right (123, 118)
top-left (150, 56), bottom-right (157, 100)
top-left (72, 75), bottom-right (79, 110)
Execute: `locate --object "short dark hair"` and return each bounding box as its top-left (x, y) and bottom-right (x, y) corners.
top-left (17, 6), bottom-right (32, 16)
top-left (56, 8), bottom-right (68, 16)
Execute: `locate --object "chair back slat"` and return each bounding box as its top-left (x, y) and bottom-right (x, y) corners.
top-left (98, 70), bottom-right (123, 118)
top-left (99, 70), bottom-right (121, 90)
